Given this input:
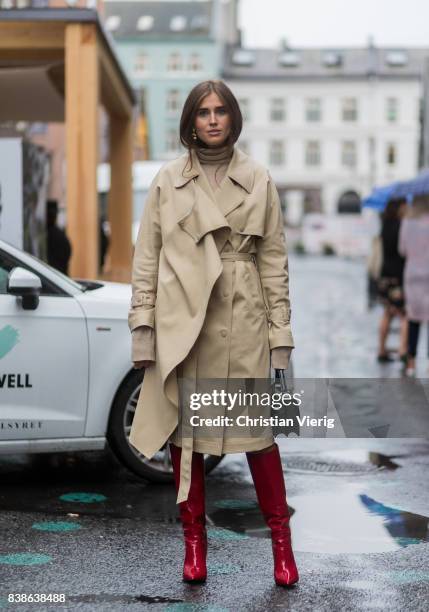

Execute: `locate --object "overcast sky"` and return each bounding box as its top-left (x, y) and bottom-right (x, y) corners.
top-left (238, 0), bottom-right (429, 48)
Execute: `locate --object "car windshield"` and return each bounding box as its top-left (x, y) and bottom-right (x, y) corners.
top-left (22, 251), bottom-right (86, 292)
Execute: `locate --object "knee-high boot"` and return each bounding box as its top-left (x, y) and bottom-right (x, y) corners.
top-left (169, 443), bottom-right (207, 582)
top-left (246, 443), bottom-right (299, 586)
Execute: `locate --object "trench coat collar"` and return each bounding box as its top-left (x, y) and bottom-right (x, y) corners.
top-left (173, 146), bottom-right (255, 194)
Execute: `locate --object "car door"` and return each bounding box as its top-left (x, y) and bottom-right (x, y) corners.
top-left (0, 247), bottom-right (89, 440)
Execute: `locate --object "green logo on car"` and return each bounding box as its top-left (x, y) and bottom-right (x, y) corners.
top-left (0, 325), bottom-right (19, 359)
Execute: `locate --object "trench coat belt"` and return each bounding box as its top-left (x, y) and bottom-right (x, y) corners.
top-left (176, 361), bottom-right (198, 505)
top-left (220, 252), bottom-right (256, 262)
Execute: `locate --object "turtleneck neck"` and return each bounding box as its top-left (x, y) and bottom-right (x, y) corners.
top-left (195, 143), bottom-right (234, 165)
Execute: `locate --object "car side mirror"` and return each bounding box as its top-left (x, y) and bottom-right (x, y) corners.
top-left (7, 266), bottom-right (42, 311)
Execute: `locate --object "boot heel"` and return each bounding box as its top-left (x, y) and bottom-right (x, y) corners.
top-left (183, 533), bottom-right (207, 582)
top-left (247, 444), bottom-right (299, 586)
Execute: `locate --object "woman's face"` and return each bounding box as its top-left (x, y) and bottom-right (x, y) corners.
top-left (194, 92), bottom-right (231, 147)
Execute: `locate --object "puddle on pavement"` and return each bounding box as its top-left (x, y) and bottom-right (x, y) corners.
top-left (283, 450), bottom-right (400, 474)
top-left (316, 450), bottom-right (400, 470)
top-left (209, 483), bottom-right (429, 554)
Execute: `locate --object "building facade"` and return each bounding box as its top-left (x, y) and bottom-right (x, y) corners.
top-left (104, 0), bottom-right (239, 160)
top-left (223, 44), bottom-right (428, 220)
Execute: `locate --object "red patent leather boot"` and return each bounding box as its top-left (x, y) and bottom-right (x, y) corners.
top-left (246, 443), bottom-right (299, 586)
top-left (169, 443), bottom-right (207, 582)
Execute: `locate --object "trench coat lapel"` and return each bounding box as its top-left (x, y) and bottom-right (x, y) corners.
top-left (174, 152), bottom-right (231, 244)
top-left (174, 147), bottom-right (255, 224)
top-left (217, 147), bottom-right (255, 217)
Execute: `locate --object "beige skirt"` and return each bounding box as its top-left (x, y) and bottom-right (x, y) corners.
top-left (168, 343), bottom-right (274, 502)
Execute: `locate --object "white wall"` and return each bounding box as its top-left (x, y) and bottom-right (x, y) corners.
top-left (228, 78), bottom-right (422, 215)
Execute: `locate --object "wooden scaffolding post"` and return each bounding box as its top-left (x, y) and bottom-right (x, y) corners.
top-left (65, 23), bottom-right (99, 279)
top-left (107, 114), bottom-right (133, 282)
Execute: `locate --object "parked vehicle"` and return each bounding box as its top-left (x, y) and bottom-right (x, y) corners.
top-left (0, 239), bottom-right (222, 481)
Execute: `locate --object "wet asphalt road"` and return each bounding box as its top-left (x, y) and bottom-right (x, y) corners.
top-left (1, 439), bottom-right (429, 612)
top-left (289, 254), bottom-right (429, 379)
top-left (1, 255), bottom-right (429, 611)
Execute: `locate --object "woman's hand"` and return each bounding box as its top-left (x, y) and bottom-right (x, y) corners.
top-left (133, 359), bottom-right (155, 369)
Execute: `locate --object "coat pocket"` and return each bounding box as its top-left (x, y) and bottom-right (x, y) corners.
top-left (245, 264), bottom-right (269, 320)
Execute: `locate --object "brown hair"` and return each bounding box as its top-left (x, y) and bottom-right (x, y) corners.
top-left (179, 80), bottom-right (242, 154)
top-left (383, 198), bottom-right (406, 221)
top-left (409, 193), bottom-right (429, 217)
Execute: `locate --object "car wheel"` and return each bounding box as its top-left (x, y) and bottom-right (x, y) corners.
top-left (107, 368), bottom-right (224, 483)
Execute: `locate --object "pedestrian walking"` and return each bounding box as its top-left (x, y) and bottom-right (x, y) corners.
top-left (376, 198), bottom-right (408, 362)
top-left (128, 80), bottom-right (298, 586)
top-left (46, 200), bottom-right (72, 275)
top-left (399, 194), bottom-right (429, 376)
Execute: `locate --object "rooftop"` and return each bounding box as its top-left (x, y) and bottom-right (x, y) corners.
top-left (104, 1), bottom-right (213, 39)
top-left (222, 45), bottom-right (429, 80)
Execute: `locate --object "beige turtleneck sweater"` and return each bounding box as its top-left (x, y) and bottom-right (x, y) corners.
top-left (131, 144), bottom-right (291, 369)
top-left (195, 143), bottom-right (233, 192)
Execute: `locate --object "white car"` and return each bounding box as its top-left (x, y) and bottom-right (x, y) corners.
top-left (0, 239), bottom-right (222, 480)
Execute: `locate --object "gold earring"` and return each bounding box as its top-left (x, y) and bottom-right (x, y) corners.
top-left (192, 128), bottom-right (197, 141)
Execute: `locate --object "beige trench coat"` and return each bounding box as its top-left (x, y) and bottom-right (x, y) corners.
top-left (128, 147), bottom-right (294, 503)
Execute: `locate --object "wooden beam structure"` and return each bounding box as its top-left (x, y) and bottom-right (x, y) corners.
top-left (0, 21), bottom-right (66, 50)
top-left (107, 115), bottom-right (134, 282)
top-left (0, 9), bottom-right (136, 283)
top-left (65, 23), bottom-right (99, 279)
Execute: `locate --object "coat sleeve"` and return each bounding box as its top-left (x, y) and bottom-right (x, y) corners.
top-left (271, 346), bottom-right (292, 369)
top-left (256, 174), bottom-right (295, 349)
top-left (131, 325), bottom-right (156, 362)
top-left (128, 174), bottom-right (162, 333)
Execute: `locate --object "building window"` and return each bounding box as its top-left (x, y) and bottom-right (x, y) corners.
top-left (338, 191), bottom-right (361, 214)
top-left (342, 141), bottom-right (357, 168)
top-left (238, 98), bottom-right (250, 121)
top-left (137, 15), bottom-right (154, 32)
top-left (105, 15), bottom-right (121, 32)
top-left (270, 140), bottom-right (285, 166)
top-left (167, 52), bottom-right (183, 72)
top-left (270, 98), bottom-right (285, 122)
top-left (166, 89), bottom-right (181, 114)
top-left (170, 15), bottom-right (187, 32)
top-left (28, 123), bottom-right (48, 136)
top-left (188, 53), bottom-right (202, 71)
top-left (342, 98), bottom-right (358, 122)
top-left (387, 143), bottom-right (397, 166)
top-left (232, 50), bottom-right (255, 66)
top-left (386, 97), bottom-right (398, 122)
top-left (134, 52), bottom-right (149, 76)
top-left (306, 98), bottom-right (321, 122)
top-left (166, 129), bottom-right (181, 154)
top-left (305, 141), bottom-right (321, 166)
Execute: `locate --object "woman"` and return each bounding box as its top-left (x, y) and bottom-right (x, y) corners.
top-left (399, 194), bottom-right (429, 376)
top-left (128, 81), bottom-right (298, 586)
top-left (376, 198), bottom-right (407, 363)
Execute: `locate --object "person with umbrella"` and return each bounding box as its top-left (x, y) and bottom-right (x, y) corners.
top-left (377, 198), bottom-right (408, 362)
top-left (399, 194), bottom-right (429, 376)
